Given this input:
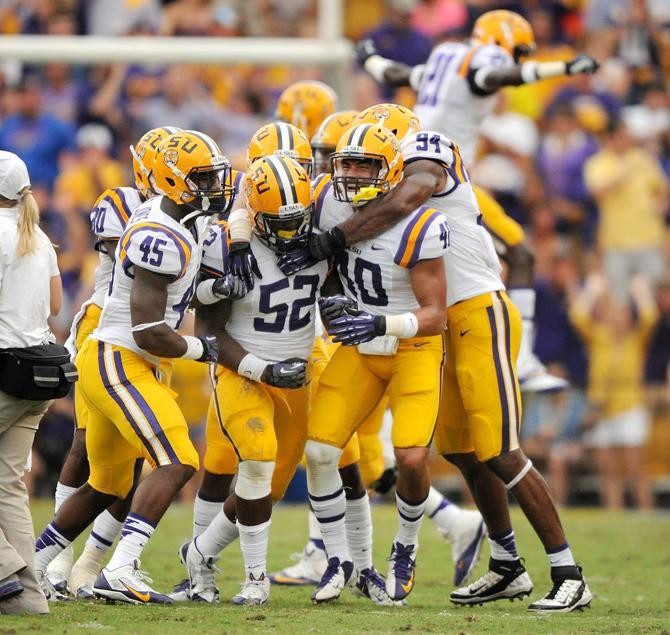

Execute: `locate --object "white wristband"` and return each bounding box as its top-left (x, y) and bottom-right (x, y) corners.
top-left (521, 60), bottom-right (567, 83)
top-left (384, 313), bottom-right (419, 339)
top-left (196, 279), bottom-right (219, 305)
top-left (237, 353), bottom-right (268, 382)
top-left (181, 335), bottom-right (204, 360)
top-left (364, 55), bottom-right (394, 83)
top-left (228, 207), bottom-right (253, 242)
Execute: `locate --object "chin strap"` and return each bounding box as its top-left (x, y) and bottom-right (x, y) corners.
top-left (179, 208), bottom-right (206, 227)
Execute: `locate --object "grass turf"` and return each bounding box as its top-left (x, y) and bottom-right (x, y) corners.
top-left (1, 502), bottom-right (668, 634)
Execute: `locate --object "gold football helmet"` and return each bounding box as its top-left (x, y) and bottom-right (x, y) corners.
top-left (331, 123), bottom-right (403, 206)
top-left (472, 10), bottom-right (536, 62)
top-left (247, 122), bottom-right (313, 177)
top-left (151, 130), bottom-right (235, 216)
top-left (310, 110), bottom-right (359, 175)
top-left (353, 103), bottom-right (420, 142)
top-left (275, 80), bottom-right (337, 139)
top-left (130, 126), bottom-right (182, 198)
top-left (245, 155), bottom-right (313, 252)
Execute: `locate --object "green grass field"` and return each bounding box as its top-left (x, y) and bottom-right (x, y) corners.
top-left (2, 502), bottom-right (668, 634)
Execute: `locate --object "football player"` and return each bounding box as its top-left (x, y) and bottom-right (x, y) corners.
top-left (304, 124), bottom-right (450, 604)
top-left (310, 110), bottom-right (359, 175)
top-left (181, 155), bottom-right (328, 606)
top-left (275, 79), bottom-right (338, 139)
top-left (45, 126), bottom-right (181, 599)
top-left (357, 9), bottom-right (599, 392)
top-left (34, 130), bottom-right (231, 604)
top-left (248, 105), bottom-right (486, 589)
top-left (275, 112), bottom-right (593, 611)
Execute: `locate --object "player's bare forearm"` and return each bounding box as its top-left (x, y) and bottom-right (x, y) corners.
top-left (410, 257), bottom-right (447, 336)
top-left (320, 267), bottom-right (344, 297)
top-left (102, 239), bottom-right (119, 263)
top-left (131, 267), bottom-right (188, 357)
top-left (476, 66), bottom-right (524, 92)
top-left (339, 170), bottom-right (441, 244)
top-left (195, 300), bottom-right (243, 369)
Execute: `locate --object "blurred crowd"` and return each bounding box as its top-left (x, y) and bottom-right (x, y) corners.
top-left (1, 0), bottom-right (669, 508)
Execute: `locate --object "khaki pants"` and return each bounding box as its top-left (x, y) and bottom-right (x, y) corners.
top-left (0, 390), bottom-right (51, 615)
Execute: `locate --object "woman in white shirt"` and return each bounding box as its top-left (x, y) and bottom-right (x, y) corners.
top-left (0, 151), bottom-right (61, 615)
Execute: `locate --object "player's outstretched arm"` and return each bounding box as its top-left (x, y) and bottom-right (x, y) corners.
top-left (337, 161), bottom-right (446, 245)
top-left (355, 39), bottom-right (418, 87)
top-left (131, 266), bottom-right (217, 362)
top-left (472, 55), bottom-right (599, 93)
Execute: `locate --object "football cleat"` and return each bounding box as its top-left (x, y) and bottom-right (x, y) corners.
top-left (231, 573), bottom-right (270, 606)
top-left (38, 571), bottom-right (71, 602)
top-left (178, 540), bottom-right (220, 603)
top-left (527, 565), bottom-right (592, 613)
top-left (269, 541), bottom-right (328, 586)
top-left (451, 558), bottom-right (533, 605)
top-left (69, 544), bottom-right (105, 600)
top-left (168, 578), bottom-right (191, 602)
top-left (311, 557), bottom-right (354, 603)
top-left (518, 352), bottom-right (568, 393)
top-left (439, 509), bottom-right (487, 586)
top-left (385, 542), bottom-right (417, 601)
top-left (46, 544), bottom-right (73, 593)
top-left (92, 560), bottom-right (172, 604)
top-left (351, 567), bottom-right (399, 606)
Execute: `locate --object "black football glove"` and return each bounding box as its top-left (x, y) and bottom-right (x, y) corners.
top-left (318, 295), bottom-right (358, 328)
top-left (276, 228), bottom-right (347, 276)
top-left (370, 466), bottom-right (398, 495)
top-left (261, 357), bottom-right (308, 389)
top-left (355, 38), bottom-right (378, 66)
top-left (565, 55), bottom-right (599, 76)
top-left (211, 274), bottom-right (248, 300)
top-left (196, 335), bottom-right (219, 363)
top-left (224, 241), bottom-right (262, 290)
top-left (327, 311), bottom-right (386, 346)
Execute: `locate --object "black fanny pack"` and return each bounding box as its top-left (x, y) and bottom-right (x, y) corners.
top-left (0, 343), bottom-right (78, 400)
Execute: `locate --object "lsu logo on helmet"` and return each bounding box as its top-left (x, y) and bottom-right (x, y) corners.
top-left (130, 126), bottom-right (182, 198)
top-left (354, 104), bottom-right (421, 142)
top-left (247, 122), bottom-right (314, 177)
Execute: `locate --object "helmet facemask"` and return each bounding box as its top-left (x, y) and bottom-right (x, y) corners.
top-left (331, 154), bottom-right (390, 206)
top-left (253, 204), bottom-right (312, 253)
top-left (179, 160), bottom-right (235, 217)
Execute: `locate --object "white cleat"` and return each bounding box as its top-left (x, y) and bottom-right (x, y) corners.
top-left (231, 573), bottom-right (270, 606)
top-left (451, 559), bottom-right (533, 605)
top-left (178, 540), bottom-right (220, 603)
top-left (439, 509), bottom-right (487, 586)
top-left (518, 352), bottom-right (568, 393)
top-left (350, 567), bottom-right (401, 606)
top-left (269, 540), bottom-right (328, 586)
top-left (528, 566), bottom-right (592, 613)
top-left (70, 544), bottom-right (105, 600)
top-left (45, 544), bottom-right (73, 595)
top-left (311, 558), bottom-right (354, 604)
top-left (93, 560), bottom-right (172, 604)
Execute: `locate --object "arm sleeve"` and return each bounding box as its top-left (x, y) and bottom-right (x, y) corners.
top-left (465, 45), bottom-right (515, 96)
top-left (200, 222), bottom-right (228, 279)
top-left (90, 188), bottom-right (132, 240)
top-left (394, 208), bottom-right (450, 268)
top-left (118, 223), bottom-right (190, 279)
top-left (48, 243), bottom-right (59, 277)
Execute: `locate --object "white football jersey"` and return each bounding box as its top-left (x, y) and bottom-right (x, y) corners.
top-left (413, 42), bottom-right (514, 165)
top-left (93, 196), bottom-right (202, 363)
top-left (401, 131), bottom-right (504, 306)
top-left (90, 186), bottom-right (143, 308)
top-left (314, 174), bottom-right (451, 316)
top-left (201, 223), bottom-right (328, 362)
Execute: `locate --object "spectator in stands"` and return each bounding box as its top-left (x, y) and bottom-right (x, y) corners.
top-left (160, 0), bottom-right (240, 37)
top-left (134, 64), bottom-right (221, 140)
top-left (537, 103), bottom-right (598, 242)
top-left (53, 123), bottom-right (125, 212)
top-left (82, 0), bottom-right (161, 36)
top-left (0, 75), bottom-right (75, 190)
top-left (583, 118), bottom-right (668, 300)
top-left (410, 0), bottom-right (467, 39)
top-left (570, 272), bottom-right (658, 509)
